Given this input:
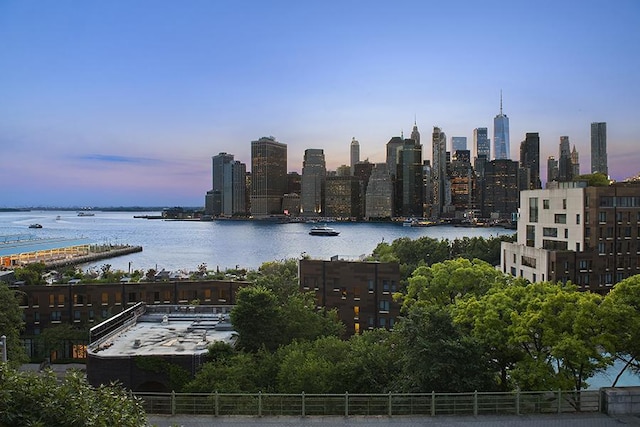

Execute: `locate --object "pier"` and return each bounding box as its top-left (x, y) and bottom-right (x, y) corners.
top-left (45, 245), bottom-right (143, 269)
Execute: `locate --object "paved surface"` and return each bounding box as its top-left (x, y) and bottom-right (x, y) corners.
top-left (147, 413), bottom-right (640, 426)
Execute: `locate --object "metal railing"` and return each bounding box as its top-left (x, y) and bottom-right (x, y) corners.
top-left (135, 389), bottom-right (601, 417)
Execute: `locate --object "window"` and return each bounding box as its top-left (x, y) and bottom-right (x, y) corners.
top-left (576, 214), bottom-right (580, 225)
top-left (598, 243), bottom-right (606, 254)
top-left (563, 199), bottom-right (567, 209)
top-left (74, 310), bottom-right (81, 321)
top-left (354, 306), bottom-right (360, 319)
top-left (529, 197), bottom-right (539, 222)
top-left (554, 214), bottom-right (567, 224)
top-left (32, 296), bottom-right (39, 307)
top-left (101, 293), bottom-right (109, 305)
top-left (354, 323), bottom-right (360, 334)
top-left (379, 300), bottom-right (390, 313)
top-left (219, 288), bottom-right (228, 302)
top-left (57, 294), bottom-right (64, 307)
top-left (379, 317), bottom-right (386, 328)
top-left (128, 292), bottom-right (136, 303)
top-left (599, 211), bottom-right (607, 223)
top-left (543, 227), bottom-right (558, 237)
top-left (114, 292), bottom-right (122, 305)
top-left (204, 289), bottom-right (211, 301)
top-left (368, 280), bottom-right (374, 293)
top-left (49, 295), bottom-right (54, 307)
top-left (521, 256), bottom-right (536, 268)
top-left (73, 294), bottom-right (84, 305)
top-left (51, 311), bottom-right (62, 322)
top-left (526, 225), bottom-right (535, 247)
top-left (543, 199), bottom-right (549, 209)
top-left (564, 229), bottom-right (569, 238)
top-left (576, 243), bottom-right (580, 251)
top-left (511, 267), bottom-right (517, 276)
top-left (34, 312), bottom-right (40, 322)
top-left (353, 287), bottom-right (361, 300)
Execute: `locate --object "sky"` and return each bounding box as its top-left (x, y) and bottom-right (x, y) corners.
top-left (1, 0), bottom-right (639, 207)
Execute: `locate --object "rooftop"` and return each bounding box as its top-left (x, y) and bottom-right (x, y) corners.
top-left (88, 304), bottom-right (236, 358)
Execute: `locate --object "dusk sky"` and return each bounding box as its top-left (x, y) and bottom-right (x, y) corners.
top-left (1, 1), bottom-right (639, 207)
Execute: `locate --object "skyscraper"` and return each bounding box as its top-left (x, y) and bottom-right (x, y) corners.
top-left (547, 156), bottom-right (559, 184)
top-left (519, 132), bottom-right (541, 190)
top-left (386, 136), bottom-right (404, 179)
top-left (410, 119), bottom-right (421, 145)
top-left (399, 139), bottom-right (423, 217)
top-left (473, 127), bottom-right (490, 160)
top-left (590, 122), bottom-right (608, 176)
top-left (350, 137), bottom-right (360, 175)
top-left (250, 136), bottom-right (287, 217)
top-left (571, 145), bottom-right (580, 178)
top-left (558, 136), bottom-right (573, 182)
top-left (451, 136), bottom-right (467, 153)
top-left (431, 127), bottom-right (447, 218)
top-left (301, 149), bottom-right (326, 216)
top-left (493, 92), bottom-right (510, 160)
top-left (207, 153), bottom-right (246, 217)
top-left (365, 163), bottom-right (393, 219)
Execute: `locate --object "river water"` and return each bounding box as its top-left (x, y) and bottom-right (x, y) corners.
top-left (0, 210), bottom-right (513, 273)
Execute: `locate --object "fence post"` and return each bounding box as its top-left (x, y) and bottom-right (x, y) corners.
top-left (214, 391), bottom-right (219, 417)
top-left (474, 390), bottom-right (478, 416)
top-left (388, 391), bottom-right (392, 416)
top-left (258, 391), bottom-right (262, 417)
top-left (302, 392), bottom-right (305, 417)
top-left (431, 391), bottom-right (435, 416)
top-left (171, 390), bottom-right (176, 415)
top-left (557, 389), bottom-right (561, 414)
top-left (516, 388), bottom-right (520, 415)
top-left (345, 392), bottom-right (349, 417)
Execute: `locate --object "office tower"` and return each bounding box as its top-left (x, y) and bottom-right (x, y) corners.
top-left (422, 160), bottom-right (433, 218)
top-left (519, 132), bottom-right (541, 190)
top-left (287, 172), bottom-right (301, 195)
top-left (473, 127), bottom-right (490, 160)
top-left (451, 137), bottom-right (467, 153)
top-left (410, 119), bottom-right (421, 145)
top-left (482, 159), bottom-right (519, 220)
top-left (350, 137), bottom-right (360, 175)
top-left (399, 139), bottom-right (423, 217)
top-left (250, 136), bottom-right (287, 217)
top-left (493, 92), bottom-right (510, 160)
top-left (207, 153), bottom-right (246, 217)
top-left (336, 165), bottom-right (351, 176)
top-left (386, 136), bottom-right (404, 179)
top-left (547, 156), bottom-right (559, 184)
top-left (558, 136), bottom-right (573, 182)
top-left (365, 163), bottom-right (393, 219)
top-left (449, 150), bottom-right (474, 214)
top-left (591, 122), bottom-right (608, 176)
top-left (301, 149), bottom-right (326, 216)
top-left (324, 176), bottom-right (361, 218)
top-left (431, 127), bottom-right (447, 218)
top-left (354, 161), bottom-right (374, 218)
top-left (571, 146), bottom-right (580, 177)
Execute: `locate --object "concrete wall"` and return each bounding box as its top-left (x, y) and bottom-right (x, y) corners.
top-left (602, 387), bottom-right (640, 415)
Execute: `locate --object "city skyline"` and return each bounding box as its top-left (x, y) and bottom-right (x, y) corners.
top-left (1, 1), bottom-right (639, 207)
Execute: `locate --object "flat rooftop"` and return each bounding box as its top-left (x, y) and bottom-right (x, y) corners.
top-left (0, 236), bottom-right (94, 257)
top-left (88, 304), bottom-right (236, 358)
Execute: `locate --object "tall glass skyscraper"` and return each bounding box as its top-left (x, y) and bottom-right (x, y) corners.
top-left (474, 127), bottom-right (490, 160)
top-left (590, 122), bottom-right (608, 176)
top-left (493, 93), bottom-right (510, 160)
top-left (350, 137), bottom-right (359, 175)
top-left (301, 148), bottom-right (326, 216)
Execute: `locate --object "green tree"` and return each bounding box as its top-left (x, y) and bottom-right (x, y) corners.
top-left (601, 274), bottom-right (640, 385)
top-left (14, 262), bottom-right (46, 285)
top-left (0, 283), bottom-right (28, 366)
top-left (400, 258), bottom-right (507, 311)
top-left (344, 328), bottom-right (401, 393)
top-left (507, 281), bottom-right (611, 391)
top-left (0, 364), bottom-right (147, 426)
top-left (393, 305), bottom-right (497, 392)
top-left (231, 286), bottom-right (283, 352)
top-left (575, 172), bottom-right (610, 186)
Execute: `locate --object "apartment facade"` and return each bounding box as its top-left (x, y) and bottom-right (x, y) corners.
top-left (501, 181), bottom-right (640, 292)
top-left (299, 258), bottom-right (401, 336)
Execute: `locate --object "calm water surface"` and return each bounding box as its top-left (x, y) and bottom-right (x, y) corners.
top-left (1, 210), bottom-right (514, 272)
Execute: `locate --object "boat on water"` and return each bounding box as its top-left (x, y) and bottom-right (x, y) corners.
top-left (77, 212), bottom-right (95, 217)
top-left (28, 223), bottom-right (43, 228)
top-left (309, 225), bottom-right (340, 236)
